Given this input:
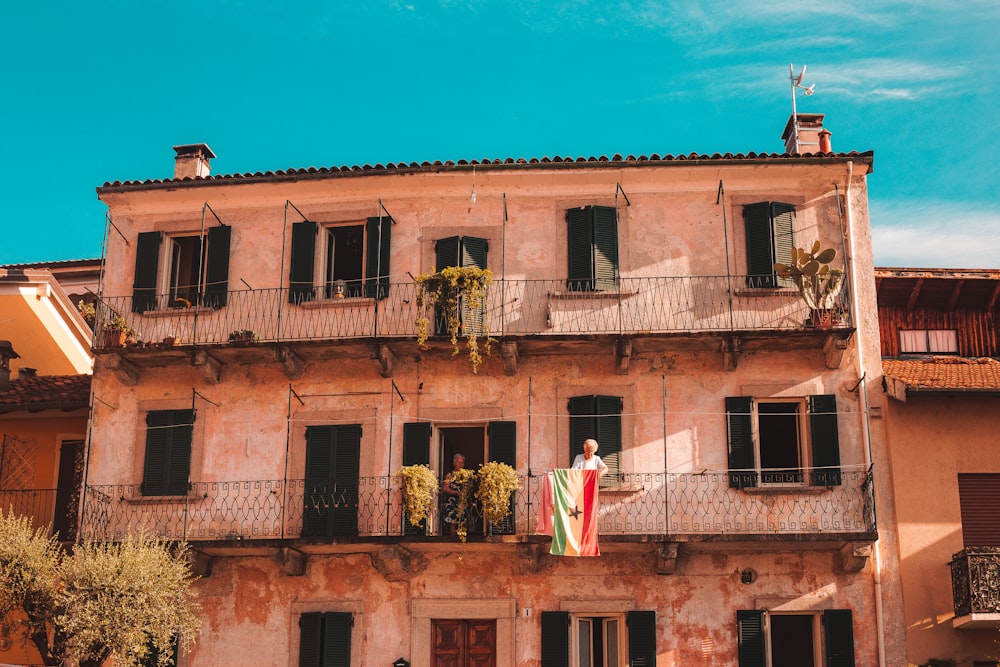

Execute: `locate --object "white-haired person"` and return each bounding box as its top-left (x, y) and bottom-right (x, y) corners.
top-left (571, 438), bottom-right (608, 475)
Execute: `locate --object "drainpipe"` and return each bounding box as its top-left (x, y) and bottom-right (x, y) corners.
top-left (844, 161), bottom-right (887, 667)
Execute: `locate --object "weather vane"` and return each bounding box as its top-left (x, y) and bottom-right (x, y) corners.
top-left (789, 64), bottom-right (816, 154)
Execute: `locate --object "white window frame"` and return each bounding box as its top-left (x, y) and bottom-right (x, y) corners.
top-left (765, 612), bottom-right (822, 666)
top-left (753, 398), bottom-right (809, 486)
top-left (317, 221), bottom-right (367, 299)
top-left (571, 613), bottom-right (626, 667)
top-left (899, 329), bottom-right (958, 354)
top-left (162, 233), bottom-right (207, 305)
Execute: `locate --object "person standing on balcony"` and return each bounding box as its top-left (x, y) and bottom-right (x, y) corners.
top-left (442, 453), bottom-right (468, 531)
top-left (571, 439), bottom-right (608, 475)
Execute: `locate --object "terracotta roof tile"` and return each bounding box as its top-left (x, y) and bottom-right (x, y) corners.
top-left (0, 374), bottom-right (91, 413)
top-left (883, 358), bottom-right (1000, 393)
top-left (97, 150), bottom-right (875, 191)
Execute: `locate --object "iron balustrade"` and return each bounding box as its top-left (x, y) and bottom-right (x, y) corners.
top-left (79, 470), bottom-right (875, 543)
top-left (92, 276), bottom-right (852, 348)
top-left (950, 547), bottom-right (1000, 617)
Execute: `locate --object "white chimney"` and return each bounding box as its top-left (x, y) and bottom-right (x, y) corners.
top-left (173, 143), bottom-right (216, 179)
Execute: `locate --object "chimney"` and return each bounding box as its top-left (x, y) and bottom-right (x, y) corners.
top-left (173, 143), bottom-right (216, 179)
top-left (0, 341), bottom-right (20, 392)
top-left (781, 113), bottom-right (826, 155)
top-left (818, 129), bottom-right (832, 153)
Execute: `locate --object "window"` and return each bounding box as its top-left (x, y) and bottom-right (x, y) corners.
top-left (288, 217), bottom-right (392, 303)
top-left (141, 410), bottom-right (194, 496)
top-left (899, 329), bottom-right (958, 354)
top-left (566, 206), bottom-right (619, 292)
top-left (958, 473), bottom-right (1000, 546)
top-left (541, 610), bottom-right (655, 667)
top-left (568, 396), bottom-right (622, 480)
top-left (302, 425), bottom-right (361, 538)
top-left (737, 609), bottom-right (854, 667)
top-left (743, 202), bottom-right (795, 288)
top-left (726, 395), bottom-right (841, 488)
top-left (299, 612), bottom-right (352, 667)
top-left (132, 226), bottom-right (232, 312)
top-left (434, 235), bottom-right (489, 335)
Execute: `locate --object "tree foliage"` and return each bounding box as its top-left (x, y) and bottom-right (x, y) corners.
top-left (0, 509), bottom-right (201, 667)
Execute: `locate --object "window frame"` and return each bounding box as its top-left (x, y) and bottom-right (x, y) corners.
top-left (541, 609), bottom-right (655, 667)
top-left (140, 409), bottom-right (195, 497)
top-left (298, 611), bottom-right (353, 667)
top-left (132, 226), bottom-right (232, 312)
top-left (566, 205), bottom-right (619, 292)
top-left (899, 328), bottom-right (959, 354)
top-left (568, 395), bottom-right (623, 484)
top-left (743, 201), bottom-right (795, 289)
top-left (737, 609), bottom-right (855, 667)
top-left (288, 216), bottom-right (392, 304)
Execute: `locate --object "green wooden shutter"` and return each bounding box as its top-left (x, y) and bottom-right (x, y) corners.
top-left (566, 207), bottom-right (595, 291)
top-left (289, 221), bottom-right (317, 303)
top-left (736, 610), bottom-right (766, 667)
top-left (540, 611), bottom-right (570, 667)
top-left (299, 612), bottom-right (322, 667)
top-left (133, 231), bottom-right (162, 313)
top-left (771, 203), bottom-right (795, 288)
top-left (303, 426), bottom-right (334, 537)
top-left (809, 394), bottom-right (842, 486)
top-left (595, 395), bottom-right (623, 480)
top-left (488, 421), bottom-right (517, 535)
top-left (402, 422), bottom-right (431, 466)
top-left (461, 236), bottom-right (489, 269)
top-left (822, 609), bottom-right (855, 667)
top-left (626, 611), bottom-right (656, 667)
top-left (568, 396), bottom-right (597, 464)
top-left (165, 411), bottom-right (193, 496)
top-left (323, 612), bottom-right (353, 667)
top-left (332, 425), bottom-right (361, 536)
top-left (460, 236), bottom-right (489, 335)
top-left (204, 225), bottom-right (232, 308)
top-left (744, 203), bottom-right (776, 288)
top-left (592, 206), bottom-right (619, 291)
top-left (435, 236), bottom-right (461, 270)
top-left (365, 216), bottom-right (392, 299)
top-left (726, 397), bottom-right (757, 488)
top-left (141, 410), bottom-right (193, 496)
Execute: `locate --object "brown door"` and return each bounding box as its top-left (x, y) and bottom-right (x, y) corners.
top-left (432, 619), bottom-right (496, 667)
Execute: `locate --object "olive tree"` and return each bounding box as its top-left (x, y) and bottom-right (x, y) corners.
top-left (0, 509), bottom-right (201, 667)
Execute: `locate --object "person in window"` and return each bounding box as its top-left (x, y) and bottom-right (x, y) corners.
top-left (442, 453), bottom-right (469, 531)
top-left (571, 439), bottom-right (608, 475)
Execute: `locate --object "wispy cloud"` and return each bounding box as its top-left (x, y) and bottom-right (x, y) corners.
top-left (871, 201), bottom-right (1000, 268)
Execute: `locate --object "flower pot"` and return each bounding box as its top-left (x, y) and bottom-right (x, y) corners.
top-left (99, 330), bottom-right (127, 348)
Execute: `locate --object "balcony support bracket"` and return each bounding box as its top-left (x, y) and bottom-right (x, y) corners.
top-left (838, 541), bottom-right (873, 573)
top-left (502, 341), bottom-right (519, 376)
top-left (272, 547), bottom-right (307, 576)
top-left (371, 545), bottom-right (427, 582)
top-left (722, 336), bottom-right (741, 371)
top-left (275, 345), bottom-right (306, 380)
top-left (191, 350), bottom-right (222, 384)
top-left (371, 343), bottom-right (396, 378)
top-left (657, 542), bottom-right (680, 575)
top-left (824, 334), bottom-right (851, 369)
top-left (187, 549), bottom-right (213, 578)
top-left (102, 354), bottom-right (139, 386)
top-left (517, 544), bottom-right (546, 574)
top-left (616, 339), bottom-right (632, 375)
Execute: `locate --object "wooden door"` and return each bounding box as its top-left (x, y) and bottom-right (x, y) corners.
top-left (432, 619), bottom-right (496, 667)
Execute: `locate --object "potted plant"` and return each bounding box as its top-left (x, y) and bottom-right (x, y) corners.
top-left (395, 464), bottom-right (439, 528)
top-left (773, 241), bottom-right (846, 328)
top-left (99, 315), bottom-right (131, 348)
top-left (228, 329), bottom-right (259, 343)
top-left (413, 266), bottom-right (493, 372)
top-left (475, 462), bottom-right (519, 527)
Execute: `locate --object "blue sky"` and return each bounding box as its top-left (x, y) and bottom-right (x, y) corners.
top-left (1, 1), bottom-right (997, 268)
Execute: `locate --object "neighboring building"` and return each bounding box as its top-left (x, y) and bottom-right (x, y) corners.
top-left (877, 267), bottom-right (1000, 666)
top-left (85, 120), bottom-right (901, 666)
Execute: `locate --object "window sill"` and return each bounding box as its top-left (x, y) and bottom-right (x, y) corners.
top-left (549, 290), bottom-right (637, 301)
top-left (142, 306), bottom-right (214, 318)
top-left (741, 485), bottom-right (829, 495)
top-left (126, 492), bottom-right (201, 504)
top-left (298, 296), bottom-right (375, 310)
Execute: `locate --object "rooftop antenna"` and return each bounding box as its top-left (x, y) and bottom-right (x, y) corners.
top-left (789, 64), bottom-right (816, 154)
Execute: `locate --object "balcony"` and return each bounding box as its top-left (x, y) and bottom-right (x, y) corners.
top-left (93, 276), bottom-right (853, 365)
top-left (78, 469), bottom-right (875, 545)
top-left (951, 547), bottom-right (1000, 629)
top-left (0, 488), bottom-right (78, 541)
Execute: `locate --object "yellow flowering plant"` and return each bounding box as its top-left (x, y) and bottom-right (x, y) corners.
top-left (446, 468), bottom-right (477, 542)
top-left (475, 461), bottom-right (519, 526)
top-left (414, 265), bottom-right (493, 372)
top-left (395, 464), bottom-right (439, 527)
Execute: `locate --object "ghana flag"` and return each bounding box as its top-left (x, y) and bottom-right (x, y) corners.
top-left (549, 468), bottom-right (600, 557)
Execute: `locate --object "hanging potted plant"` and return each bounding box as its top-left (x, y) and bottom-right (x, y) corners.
top-left (414, 266), bottom-right (493, 372)
top-left (475, 462), bottom-right (519, 527)
top-left (774, 241), bottom-right (846, 328)
top-left (395, 464), bottom-right (439, 528)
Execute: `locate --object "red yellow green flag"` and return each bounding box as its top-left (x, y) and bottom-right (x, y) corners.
top-left (549, 469), bottom-right (600, 557)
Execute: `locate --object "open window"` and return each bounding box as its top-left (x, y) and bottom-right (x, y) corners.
top-left (132, 226), bottom-right (232, 312)
top-left (737, 609), bottom-right (854, 667)
top-left (568, 395), bottom-right (622, 484)
top-left (566, 206), bottom-right (619, 292)
top-left (743, 202), bottom-right (794, 289)
top-left (541, 610), bottom-right (655, 667)
top-left (288, 216), bottom-right (392, 303)
top-left (726, 395), bottom-right (841, 488)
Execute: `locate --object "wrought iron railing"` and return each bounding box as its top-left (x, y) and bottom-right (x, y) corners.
top-left (950, 547), bottom-right (1000, 617)
top-left (79, 470), bottom-right (874, 543)
top-left (0, 488), bottom-right (78, 540)
top-left (92, 276), bottom-right (852, 348)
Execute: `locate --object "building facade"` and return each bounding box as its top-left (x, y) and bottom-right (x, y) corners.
top-left (84, 120), bottom-right (901, 666)
top-left (878, 267), bottom-right (1000, 666)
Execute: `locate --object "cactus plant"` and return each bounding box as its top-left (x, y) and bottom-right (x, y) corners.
top-left (774, 241), bottom-right (845, 311)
